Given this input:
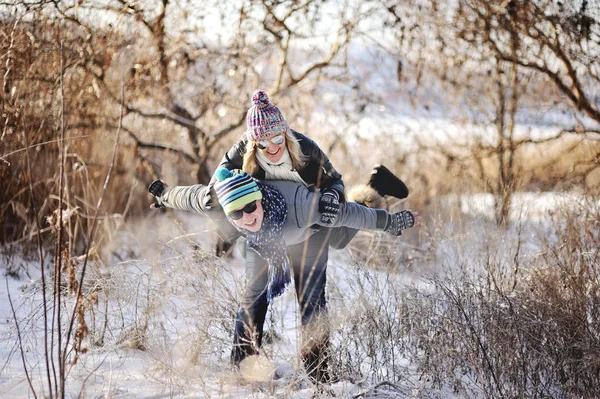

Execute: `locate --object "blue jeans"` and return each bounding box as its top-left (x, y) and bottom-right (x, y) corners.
top-left (231, 228), bottom-right (334, 382)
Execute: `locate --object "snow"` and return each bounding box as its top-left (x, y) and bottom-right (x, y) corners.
top-left (0, 212), bottom-right (439, 398)
top-left (443, 192), bottom-right (600, 222)
top-left (0, 192), bottom-right (591, 398)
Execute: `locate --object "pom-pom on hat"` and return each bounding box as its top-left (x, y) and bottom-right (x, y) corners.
top-left (214, 168), bottom-right (263, 215)
top-left (246, 89), bottom-right (289, 142)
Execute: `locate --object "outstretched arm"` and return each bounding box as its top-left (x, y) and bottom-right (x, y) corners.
top-left (148, 180), bottom-right (242, 241)
top-left (269, 180), bottom-right (416, 236)
top-left (324, 200), bottom-right (416, 236)
top-left (149, 180), bottom-right (210, 214)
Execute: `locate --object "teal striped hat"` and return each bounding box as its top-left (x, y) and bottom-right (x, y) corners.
top-left (214, 168), bottom-right (263, 215)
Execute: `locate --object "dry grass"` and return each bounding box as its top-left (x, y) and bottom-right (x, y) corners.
top-left (2, 8), bottom-right (599, 398)
top-left (4, 171), bottom-right (600, 397)
top-left (328, 198), bottom-right (600, 398)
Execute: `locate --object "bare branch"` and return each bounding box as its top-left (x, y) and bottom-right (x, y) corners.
top-left (6, 279), bottom-right (38, 399)
top-left (22, 122), bottom-right (53, 397)
top-left (54, 39), bottom-right (66, 397)
top-left (209, 111), bottom-right (247, 142)
top-left (63, 65), bottom-right (126, 370)
top-left (124, 127), bottom-right (200, 164)
top-left (123, 104), bottom-right (198, 130)
top-left (287, 29), bottom-right (347, 88)
top-left (482, 6), bottom-right (600, 124)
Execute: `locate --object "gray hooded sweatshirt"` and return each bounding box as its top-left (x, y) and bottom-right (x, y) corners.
top-left (157, 180), bottom-right (390, 245)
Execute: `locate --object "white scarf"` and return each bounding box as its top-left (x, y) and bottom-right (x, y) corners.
top-left (256, 147), bottom-right (306, 185)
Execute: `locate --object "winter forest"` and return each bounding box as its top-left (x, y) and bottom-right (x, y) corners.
top-left (1, 0), bottom-right (600, 398)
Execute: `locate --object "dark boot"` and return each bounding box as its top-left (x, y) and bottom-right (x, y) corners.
top-left (230, 295), bottom-right (268, 367)
top-left (230, 319), bottom-right (261, 367)
top-left (302, 330), bottom-right (331, 384)
top-left (303, 345), bottom-right (330, 384)
top-left (301, 317), bottom-right (331, 384)
top-left (368, 164), bottom-right (409, 199)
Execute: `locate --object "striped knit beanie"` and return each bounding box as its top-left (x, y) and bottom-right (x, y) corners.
top-left (214, 168), bottom-right (263, 215)
top-left (246, 90), bottom-right (289, 142)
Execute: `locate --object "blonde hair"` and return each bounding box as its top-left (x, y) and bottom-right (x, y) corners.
top-left (242, 128), bottom-right (308, 175)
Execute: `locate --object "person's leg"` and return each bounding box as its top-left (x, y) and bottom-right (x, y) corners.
top-left (231, 246), bottom-right (269, 366)
top-left (328, 182), bottom-right (387, 249)
top-left (328, 226), bottom-right (358, 250)
top-left (288, 229), bottom-right (331, 383)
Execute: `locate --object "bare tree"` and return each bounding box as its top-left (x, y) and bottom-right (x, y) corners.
top-left (1, 0), bottom-right (377, 250)
top-left (459, 0), bottom-right (599, 223)
top-left (39, 0), bottom-right (364, 183)
top-left (378, 0), bottom-right (600, 225)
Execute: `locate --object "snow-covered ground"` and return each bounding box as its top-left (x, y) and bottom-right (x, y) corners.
top-left (0, 192), bottom-right (593, 398)
top-left (443, 192), bottom-right (600, 222)
top-left (0, 244), bottom-right (433, 397)
top-left (0, 210), bottom-right (449, 398)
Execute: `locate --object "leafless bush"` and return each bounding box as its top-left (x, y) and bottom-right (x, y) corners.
top-left (408, 204), bottom-right (600, 398)
top-left (111, 247), bottom-right (245, 389)
top-left (328, 196), bottom-right (600, 398)
top-left (329, 262), bottom-right (412, 383)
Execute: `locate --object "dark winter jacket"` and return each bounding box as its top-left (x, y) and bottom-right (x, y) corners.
top-left (200, 130), bottom-right (345, 240)
top-left (210, 130), bottom-right (344, 195)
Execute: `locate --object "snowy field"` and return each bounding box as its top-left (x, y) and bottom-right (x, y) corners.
top-left (0, 192), bottom-right (596, 398)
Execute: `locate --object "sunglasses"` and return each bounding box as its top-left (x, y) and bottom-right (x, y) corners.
top-left (229, 201), bottom-right (258, 220)
top-left (256, 135), bottom-right (285, 150)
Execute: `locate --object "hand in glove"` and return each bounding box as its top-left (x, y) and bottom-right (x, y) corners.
top-left (384, 210), bottom-right (416, 236)
top-left (148, 180), bottom-right (166, 209)
top-left (319, 189), bottom-right (340, 225)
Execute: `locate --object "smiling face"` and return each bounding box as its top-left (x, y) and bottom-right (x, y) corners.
top-left (231, 199), bottom-right (264, 233)
top-left (257, 134), bottom-right (286, 163)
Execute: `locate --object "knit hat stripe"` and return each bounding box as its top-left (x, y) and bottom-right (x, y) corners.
top-left (215, 174), bottom-right (254, 197)
top-left (224, 191), bottom-right (263, 214)
top-left (213, 168), bottom-right (263, 215)
top-left (218, 185), bottom-right (260, 205)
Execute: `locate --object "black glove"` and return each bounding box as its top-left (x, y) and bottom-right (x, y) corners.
top-left (319, 189), bottom-right (340, 225)
top-left (148, 180), bottom-right (166, 209)
top-left (384, 210), bottom-right (415, 236)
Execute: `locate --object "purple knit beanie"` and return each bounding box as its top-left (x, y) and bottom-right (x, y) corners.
top-left (246, 90), bottom-right (289, 142)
